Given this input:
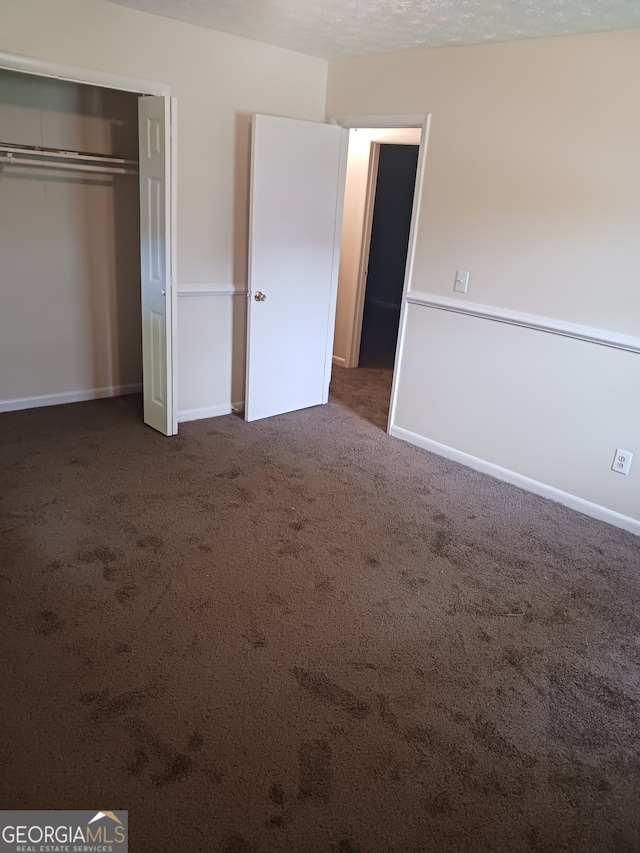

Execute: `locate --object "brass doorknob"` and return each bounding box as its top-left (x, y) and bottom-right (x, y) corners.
top-left (254, 291), bottom-right (266, 302)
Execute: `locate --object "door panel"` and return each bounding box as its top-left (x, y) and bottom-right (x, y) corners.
top-left (138, 95), bottom-right (177, 435)
top-left (245, 114), bottom-right (347, 422)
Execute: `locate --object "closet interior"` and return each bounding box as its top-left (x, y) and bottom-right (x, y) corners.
top-left (0, 69), bottom-right (142, 412)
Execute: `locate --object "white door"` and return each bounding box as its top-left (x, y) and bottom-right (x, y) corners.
top-left (245, 114), bottom-right (348, 422)
top-left (138, 95), bottom-right (177, 436)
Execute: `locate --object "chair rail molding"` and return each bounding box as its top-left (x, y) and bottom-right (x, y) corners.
top-left (405, 293), bottom-right (640, 355)
top-left (177, 284), bottom-right (247, 297)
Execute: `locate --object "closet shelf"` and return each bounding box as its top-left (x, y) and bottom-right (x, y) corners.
top-left (0, 142), bottom-right (139, 175)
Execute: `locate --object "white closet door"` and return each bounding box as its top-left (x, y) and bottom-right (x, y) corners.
top-left (245, 114), bottom-right (347, 422)
top-left (138, 95), bottom-right (177, 435)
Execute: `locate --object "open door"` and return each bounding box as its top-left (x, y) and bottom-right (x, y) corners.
top-left (138, 95), bottom-right (177, 436)
top-left (245, 114), bottom-right (347, 422)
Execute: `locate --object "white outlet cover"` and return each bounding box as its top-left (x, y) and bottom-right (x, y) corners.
top-left (611, 448), bottom-right (633, 475)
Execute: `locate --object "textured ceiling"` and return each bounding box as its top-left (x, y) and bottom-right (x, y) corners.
top-left (104, 0), bottom-right (640, 59)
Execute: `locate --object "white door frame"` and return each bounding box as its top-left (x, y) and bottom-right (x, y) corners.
top-left (0, 51), bottom-right (169, 96)
top-left (330, 114), bottom-right (431, 434)
top-left (349, 139), bottom-right (381, 370)
top-left (0, 51), bottom-right (177, 431)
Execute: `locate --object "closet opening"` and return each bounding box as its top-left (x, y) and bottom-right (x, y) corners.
top-left (0, 68), bottom-right (142, 418)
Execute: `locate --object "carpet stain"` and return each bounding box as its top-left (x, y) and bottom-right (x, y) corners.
top-left (236, 486), bottom-right (253, 504)
top-left (431, 529), bottom-right (453, 558)
top-left (188, 731), bottom-right (204, 752)
top-left (124, 717), bottom-right (222, 787)
top-left (315, 574), bottom-right (336, 596)
top-left (336, 839), bottom-right (362, 853)
top-left (154, 752), bottom-right (193, 786)
top-left (34, 609), bottom-right (65, 636)
top-left (79, 688), bottom-right (148, 722)
top-left (400, 569), bottom-right (428, 590)
top-left (269, 783), bottom-right (286, 806)
top-left (293, 668), bottom-right (371, 719)
top-left (216, 467), bottom-right (241, 480)
top-left (115, 584), bottom-right (139, 603)
top-left (242, 626), bottom-right (268, 649)
top-left (65, 457), bottom-right (89, 467)
top-left (349, 660), bottom-right (378, 672)
top-left (298, 739), bottom-right (332, 802)
top-left (136, 534), bottom-right (164, 552)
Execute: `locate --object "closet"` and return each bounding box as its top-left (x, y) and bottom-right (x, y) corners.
top-left (0, 69), bottom-right (142, 412)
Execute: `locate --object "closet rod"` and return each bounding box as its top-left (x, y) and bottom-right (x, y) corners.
top-left (0, 142), bottom-right (138, 167)
top-left (0, 154), bottom-right (138, 176)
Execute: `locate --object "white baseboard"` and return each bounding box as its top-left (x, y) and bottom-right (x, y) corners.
top-left (390, 425), bottom-right (640, 537)
top-left (178, 403), bottom-right (234, 423)
top-left (332, 355), bottom-right (347, 367)
top-left (0, 383), bottom-right (142, 414)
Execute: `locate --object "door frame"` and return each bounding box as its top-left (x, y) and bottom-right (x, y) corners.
top-left (0, 51), bottom-right (177, 432)
top-left (0, 51), bottom-right (169, 96)
top-left (350, 139), bottom-right (381, 369)
top-left (330, 114), bottom-right (431, 433)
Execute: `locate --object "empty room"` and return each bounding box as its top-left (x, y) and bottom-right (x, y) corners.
top-left (1, 1), bottom-right (639, 851)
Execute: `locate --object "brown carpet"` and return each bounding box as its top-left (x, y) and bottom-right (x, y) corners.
top-left (1, 367), bottom-right (639, 853)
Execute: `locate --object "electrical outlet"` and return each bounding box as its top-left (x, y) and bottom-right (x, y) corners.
top-left (454, 270), bottom-right (469, 293)
top-left (611, 449), bottom-right (633, 476)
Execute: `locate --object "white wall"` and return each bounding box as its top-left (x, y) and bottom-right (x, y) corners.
top-left (0, 70), bottom-right (142, 409)
top-left (0, 0), bottom-right (328, 418)
top-left (334, 127), bottom-right (421, 367)
top-left (176, 287), bottom-right (245, 421)
top-left (327, 30), bottom-right (640, 531)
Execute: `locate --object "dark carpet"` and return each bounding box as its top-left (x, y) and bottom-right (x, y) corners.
top-left (1, 367), bottom-right (639, 853)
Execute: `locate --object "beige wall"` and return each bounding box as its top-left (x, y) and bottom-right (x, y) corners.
top-left (334, 127), bottom-right (421, 367)
top-left (396, 306), bottom-right (639, 521)
top-left (0, 69), bottom-right (142, 406)
top-left (327, 30), bottom-right (640, 529)
top-left (0, 0), bottom-right (328, 416)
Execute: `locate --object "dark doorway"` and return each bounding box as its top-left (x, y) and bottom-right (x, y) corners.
top-left (358, 143), bottom-right (419, 369)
